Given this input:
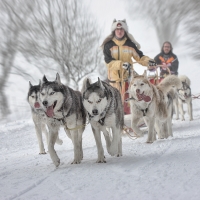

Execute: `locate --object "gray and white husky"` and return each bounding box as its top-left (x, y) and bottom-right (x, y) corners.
top-left (128, 71), bottom-right (181, 143)
top-left (39, 73), bottom-right (86, 167)
top-left (81, 78), bottom-right (123, 163)
top-left (27, 81), bottom-right (63, 154)
top-left (177, 75), bottom-right (193, 121)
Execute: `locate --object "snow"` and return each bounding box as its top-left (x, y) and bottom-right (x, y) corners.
top-left (1, 1), bottom-right (200, 199)
top-left (1, 99), bottom-right (200, 199)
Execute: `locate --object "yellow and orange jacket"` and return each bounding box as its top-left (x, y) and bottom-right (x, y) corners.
top-left (103, 37), bottom-right (151, 96)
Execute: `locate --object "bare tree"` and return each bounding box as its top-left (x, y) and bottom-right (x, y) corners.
top-left (20, 0), bottom-right (102, 89)
top-left (0, 0), bottom-right (102, 118)
top-left (184, 0), bottom-right (200, 60)
top-left (126, 0), bottom-right (196, 48)
top-left (0, 0), bottom-right (34, 118)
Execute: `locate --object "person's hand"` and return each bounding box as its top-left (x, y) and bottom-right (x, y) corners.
top-left (148, 60), bottom-right (157, 67)
top-left (122, 62), bottom-right (131, 70)
top-left (161, 63), bottom-right (167, 70)
top-left (148, 65), bottom-right (156, 70)
top-left (167, 63), bottom-right (171, 67)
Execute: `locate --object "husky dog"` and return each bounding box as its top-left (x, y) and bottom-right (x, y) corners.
top-left (82, 78), bottom-right (123, 163)
top-left (39, 73), bottom-right (86, 167)
top-left (177, 75), bottom-right (193, 121)
top-left (128, 71), bottom-right (181, 143)
top-left (27, 81), bottom-right (63, 154)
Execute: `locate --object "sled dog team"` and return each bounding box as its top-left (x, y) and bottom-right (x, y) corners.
top-left (28, 72), bottom-right (193, 167)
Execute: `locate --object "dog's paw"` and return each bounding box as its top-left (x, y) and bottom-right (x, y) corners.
top-left (53, 158), bottom-right (60, 167)
top-left (96, 157), bottom-right (106, 163)
top-left (117, 153), bottom-right (122, 157)
top-left (146, 140), bottom-right (154, 143)
top-left (39, 151), bottom-right (47, 155)
top-left (71, 159), bottom-right (81, 164)
top-left (109, 145), bottom-right (118, 156)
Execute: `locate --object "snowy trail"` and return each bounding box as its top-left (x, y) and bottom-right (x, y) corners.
top-left (1, 101), bottom-right (200, 200)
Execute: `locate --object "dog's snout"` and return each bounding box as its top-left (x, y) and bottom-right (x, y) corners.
top-left (92, 109), bottom-right (98, 115)
top-left (136, 89), bottom-right (140, 93)
top-left (43, 100), bottom-right (48, 107)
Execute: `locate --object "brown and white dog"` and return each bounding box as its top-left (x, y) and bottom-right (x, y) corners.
top-left (128, 71), bottom-right (181, 143)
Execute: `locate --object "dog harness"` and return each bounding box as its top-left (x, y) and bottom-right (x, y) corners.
top-left (125, 94), bottom-right (153, 116)
top-left (50, 103), bottom-right (88, 130)
top-left (140, 108), bottom-right (148, 116)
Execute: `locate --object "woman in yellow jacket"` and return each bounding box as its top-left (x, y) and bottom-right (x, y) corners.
top-left (101, 19), bottom-right (156, 114)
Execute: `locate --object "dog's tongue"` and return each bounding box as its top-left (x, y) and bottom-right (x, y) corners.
top-left (34, 102), bottom-right (40, 108)
top-left (46, 105), bottom-right (54, 117)
top-left (143, 95), bottom-right (151, 102)
top-left (137, 93), bottom-right (151, 102)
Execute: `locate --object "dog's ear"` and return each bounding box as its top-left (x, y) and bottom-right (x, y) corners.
top-left (86, 79), bottom-right (91, 88)
top-left (113, 18), bottom-right (117, 23)
top-left (97, 77), bottom-right (104, 89)
top-left (132, 70), bottom-right (138, 79)
top-left (29, 81), bottom-right (32, 88)
top-left (55, 73), bottom-right (62, 85)
top-left (42, 75), bottom-right (48, 84)
top-left (39, 79), bottom-right (41, 86)
top-left (143, 70), bottom-right (147, 78)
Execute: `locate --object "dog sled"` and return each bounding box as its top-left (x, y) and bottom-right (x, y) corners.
top-left (147, 65), bottom-right (171, 85)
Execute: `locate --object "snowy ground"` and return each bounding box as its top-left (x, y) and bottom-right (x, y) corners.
top-left (1, 99), bottom-right (200, 200)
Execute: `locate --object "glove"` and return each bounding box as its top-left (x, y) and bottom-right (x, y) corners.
top-left (122, 62), bottom-right (131, 70)
top-left (148, 60), bottom-right (157, 67)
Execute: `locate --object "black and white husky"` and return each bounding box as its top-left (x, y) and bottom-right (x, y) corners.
top-left (39, 73), bottom-right (86, 167)
top-left (27, 81), bottom-right (63, 154)
top-left (82, 78), bottom-right (123, 163)
top-left (177, 75), bottom-right (193, 121)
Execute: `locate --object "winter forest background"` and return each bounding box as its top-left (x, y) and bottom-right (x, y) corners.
top-left (0, 0), bottom-right (200, 122)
